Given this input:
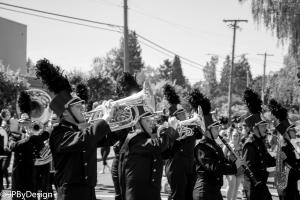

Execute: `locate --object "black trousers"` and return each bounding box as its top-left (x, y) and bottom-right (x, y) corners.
top-left (100, 146), bottom-right (110, 166)
top-left (165, 157), bottom-right (195, 200)
top-left (111, 156), bottom-right (122, 200)
top-left (243, 180), bottom-right (272, 200)
top-left (57, 184), bottom-right (96, 200)
top-left (33, 164), bottom-right (54, 200)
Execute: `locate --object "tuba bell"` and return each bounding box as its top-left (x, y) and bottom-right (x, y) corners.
top-left (16, 88), bottom-right (53, 166)
top-left (0, 109), bottom-right (11, 127)
top-left (274, 134), bottom-right (291, 194)
top-left (85, 80), bottom-right (155, 132)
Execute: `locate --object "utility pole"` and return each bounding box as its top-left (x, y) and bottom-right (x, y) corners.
top-left (223, 19), bottom-right (248, 121)
top-left (123, 0), bottom-right (129, 73)
top-left (257, 52), bottom-right (273, 105)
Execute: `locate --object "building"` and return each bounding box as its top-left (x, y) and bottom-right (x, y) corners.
top-left (0, 17), bottom-right (27, 74)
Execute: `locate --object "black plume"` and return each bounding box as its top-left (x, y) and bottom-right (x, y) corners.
top-left (116, 72), bottom-right (141, 96)
top-left (76, 82), bottom-right (89, 102)
top-left (268, 99), bottom-right (288, 121)
top-left (35, 58), bottom-right (72, 94)
top-left (163, 84), bottom-right (180, 105)
top-left (188, 88), bottom-right (211, 115)
top-left (219, 116), bottom-right (229, 124)
top-left (18, 91), bottom-right (31, 114)
top-left (243, 88), bottom-right (262, 114)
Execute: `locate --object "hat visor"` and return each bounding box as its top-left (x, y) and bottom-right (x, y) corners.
top-left (140, 112), bottom-right (155, 119)
top-left (207, 121), bottom-right (221, 129)
top-left (286, 124), bottom-right (296, 132)
top-left (254, 120), bottom-right (268, 127)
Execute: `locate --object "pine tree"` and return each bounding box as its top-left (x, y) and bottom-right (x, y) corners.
top-left (171, 55), bottom-right (185, 87)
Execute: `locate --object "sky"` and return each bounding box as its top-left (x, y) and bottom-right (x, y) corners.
top-left (0, 0), bottom-right (288, 84)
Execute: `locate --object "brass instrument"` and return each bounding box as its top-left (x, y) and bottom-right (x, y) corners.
top-left (16, 88), bottom-right (53, 166)
top-left (84, 80), bottom-right (155, 132)
top-left (0, 109), bottom-right (11, 127)
top-left (176, 111), bottom-right (204, 136)
top-left (274, 135), bottom-right (291, 194)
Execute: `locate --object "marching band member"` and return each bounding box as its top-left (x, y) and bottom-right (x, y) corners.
top-left (0, 114), bottom-right (8, 193)
top-left (192, 89), bottom-right (242, 200)
top-left (9, 91), bottom-right (51, 200)
top-left (162, 84), bottom-right (199, 200)
top-left (36, 59), bottom-right (117, 200)
top-left (118, 106), bottom-right (180, 200)
top-left (242, 88), bottom-right (276, 200)
top-left (268, 99), bottom-right (300, 200)
top-left (111, 72), bottom-right (141, 200)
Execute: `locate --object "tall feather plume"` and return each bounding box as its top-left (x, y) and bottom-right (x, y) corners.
top-left (163, 84), bottom-right (180, 105)
top-left (18, 91), bottom-right (31, 114)
top-left (268, 99), bottom-right (288, 121)
top-left (188, 88), bottom-right (211, 115)
top-left (243, 88), bottom-right (262, 114)
top-left (76, 82), bottom-right (89, 102)
top-left (35, 58), bottom-right (72, 94)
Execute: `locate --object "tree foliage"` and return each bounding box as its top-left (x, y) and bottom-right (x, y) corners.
top-left (219, 55), bottom-right (252, 96)
top-left (202, 56), bottom-right (219, 98)
top-left (92, 31), bottom-right (144, 81)
top-left (0, 65), bottom-right (27, 114)
top-left (171, 55), bottom-right (186, 87)
top-left (241, 0), bottom-right (300, 60)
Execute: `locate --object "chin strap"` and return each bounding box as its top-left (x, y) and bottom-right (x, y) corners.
top-left (67, 107), bottom-right (80, 124)
top-left (208, 128), bottom-right (214, 140)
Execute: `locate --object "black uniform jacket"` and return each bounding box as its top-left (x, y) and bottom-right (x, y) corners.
top-left (193, 136), bottom-right (237, 196)
top-left (279, 139), bottom-right (300, 200)
top-left (9, 130), bottom-right (49, 200)
top-left (119, 127), bottom-right (179, 200)
top-left (164, 126), bottom-right (202, 200)
top-left (242, 134), bottom-right (276, 200)
top-left (49, 119), bottom-right (112, 200)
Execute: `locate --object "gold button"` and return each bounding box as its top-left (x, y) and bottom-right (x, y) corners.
top-left (84, 163), bottom-right (87, 166)
top-left (153, 169), bottom-right (156, 172)
top-left (154, 159), bottom-right (157, 162)
top-left (83, 150), bottom-right (86, 153)
top-left (180, 149), bottom-right (183, 152)
top-left (85, 176), bottom-right (88, 180)
top-left (152, 179), bottom-right (155, 182)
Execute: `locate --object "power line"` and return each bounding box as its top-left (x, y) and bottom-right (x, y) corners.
top-left (0, 2), bottom-right (222, 74)
top-left (139, 40), bottom-right (206, 71)
top-left (0, 2), bottom-right (123, 28)
top-left (136, 33), bottom-right (205, 68)
top-left (0, 6), bottom-right (122, 33)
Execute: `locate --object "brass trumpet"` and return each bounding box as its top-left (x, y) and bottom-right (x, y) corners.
top-left (84, 80), bottom-right (155, 132)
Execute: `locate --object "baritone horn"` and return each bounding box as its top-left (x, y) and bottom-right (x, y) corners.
top-left (84, 80), bottom-right (155, 132)
top-left (176, 107), bottom-right (205, 136)
top-left (16, 88), bottom-right (53, 166)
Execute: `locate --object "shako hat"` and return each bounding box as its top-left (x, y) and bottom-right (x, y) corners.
top-left (268, 99), bottom-right (295, 135)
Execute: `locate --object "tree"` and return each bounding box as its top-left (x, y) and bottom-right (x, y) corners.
top-left (240, 0), bottom-right (300, 60)
top-left (91, 31), bottom-right (145, 81)
top-left (170, 55), bottom-right (186, 87)
top-left (202, 56), bottom-right (219, 97)
top-left (0, 69), bottom-right (27, 114)
top-left (158, 59), bottom-right (173, 80)
top-left (120, 31), bottom-right (145, 74)
top-left (87, 73), bottom-right (116, 104)
top-left (219, 55), bottom-right (252, 95)
top-left (26, 58), bottom-right (36, 76)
